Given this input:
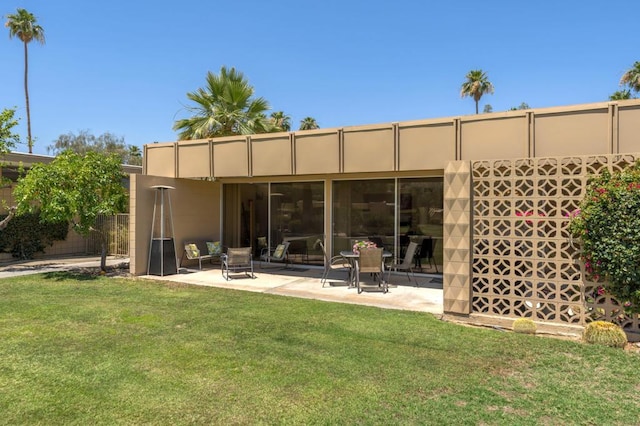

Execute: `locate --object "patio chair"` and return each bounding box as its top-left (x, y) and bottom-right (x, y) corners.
top-left (415, 237), bottom-right (438, 273)
top-left (356, 247), bottom-right (387, 294)
top-left (181, 242), bottom-right (214, 270)
top-left (316, 239), bottom-right (352, 287)
top-left (259, 241), bottom-right (291, 268)
top-left (388, 241), bottom-right (419, 284)
top-left (221, 246), bottom-right (254, 280)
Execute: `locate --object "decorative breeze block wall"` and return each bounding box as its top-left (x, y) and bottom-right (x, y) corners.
top-left (444, 154), bottom-right (640, 337)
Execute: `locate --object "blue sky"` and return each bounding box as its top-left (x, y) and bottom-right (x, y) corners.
top-left (1, 0), bottom-right (636, 155)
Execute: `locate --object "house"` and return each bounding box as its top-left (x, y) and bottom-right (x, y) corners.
top-left (133, 99), bottom-right (640, 336)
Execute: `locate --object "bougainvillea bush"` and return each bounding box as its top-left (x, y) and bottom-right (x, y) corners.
top-left (567, 161), bottom-right (640, 313)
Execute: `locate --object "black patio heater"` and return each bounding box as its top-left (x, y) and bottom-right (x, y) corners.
top-left (147, 185), bottom-right (178, 276)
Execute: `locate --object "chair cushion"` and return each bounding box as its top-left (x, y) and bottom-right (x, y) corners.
top-left (273, 244), bottom-right (285, 259)
top-left (186, 244), bottom-right (200, 258)
top-left (207, 241), bottom-right (222, 256)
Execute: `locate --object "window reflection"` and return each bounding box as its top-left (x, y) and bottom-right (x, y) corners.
top-left (270, 182), bottom-right (324, 265)
top-left (331, 178), bottom-right (442, 272)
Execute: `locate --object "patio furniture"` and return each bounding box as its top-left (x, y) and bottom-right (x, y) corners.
top-left (181, 241), bottom-right (215, 270)
top-left (399, 235), bottom-right (410, 258)
top-left (341, 250), bottom-right (393, 288)
top-left (221, 246), bottom-right (255, 280)
top-left (356, 247), bottom-right (387, 294)
top-left (415, 237), bottom-right (438, 273)
top-left (287, 239), bottom-right (309, 263)
top-left (316, 239), bottom-right (352, 287)
top-left (259, 241), bottom-right (291, 268)
top-left (388, 241), bottom-right (419, 284)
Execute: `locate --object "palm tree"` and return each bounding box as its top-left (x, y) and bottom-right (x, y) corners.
top-left (620, 61), bottom-right (640, 93)
top-left (270, 111), bottom-right (291, 132)
top-left (460, 69), bottom-right (494, 114)
top-left (609, 90), bottom-right (632, 101)
top-left (173, 66), bottom-right (272, 140)
top-left (6, 8), bottom-right (45, 154)
top-left (127, 145), bottom-right (142, 166)
top-left (299, 117), bottom-right (319, 131)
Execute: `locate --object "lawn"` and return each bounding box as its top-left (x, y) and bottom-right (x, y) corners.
top-left (1, 272), bottom-right (639, 425)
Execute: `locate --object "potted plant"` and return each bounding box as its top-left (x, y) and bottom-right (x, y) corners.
top-left (352, 240), bottom-right (377, 254)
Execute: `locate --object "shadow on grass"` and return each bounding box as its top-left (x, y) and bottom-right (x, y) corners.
top-left (41, 270), bottom-right (102, 282)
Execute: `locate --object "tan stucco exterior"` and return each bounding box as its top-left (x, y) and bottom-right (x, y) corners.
top-left (129, 174), bottom-right (221, 275)
top-left (137, 99), bottom-right (640, 336)
top-left (144, 100), bottom-right (640, 180)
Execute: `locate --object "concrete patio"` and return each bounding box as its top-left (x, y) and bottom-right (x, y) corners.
top-left (144, 264), bottom-right (444, 315)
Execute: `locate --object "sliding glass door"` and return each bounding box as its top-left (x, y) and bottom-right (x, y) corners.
top-left (331, 177), bottom-right (442, 272)
top-left (270, 182), bottom-right (324, 265)
top-left (223, 182), bottom-right (324, 265)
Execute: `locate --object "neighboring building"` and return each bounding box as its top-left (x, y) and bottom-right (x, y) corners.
top-left (0, 152), bottom-right (142, 260)
top-left (134, 99), bottom-right (640, 337)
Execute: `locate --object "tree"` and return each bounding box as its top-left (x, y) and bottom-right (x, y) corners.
top-left (13, 151), bottom-right (128, 271)
top-left (173, 66), bottom-right (273, 139)
top-left (270, 111), bottom-right (291, 132)
top-left (128, 145), bottom-right (142, 166)
top-left (609, 89), bottom-right (632, 101)
top-left (509, 102), bottom-right (530, 111)
top-left (47, 130), bottom-right (141, 165)
top-left (0, 107), bottom-right (20, 229)
top-left (5, 8), bottom-right (45, 154)
top-left (299, 117), bottom-right (319, 130)
top-left (620, 61), bottom-right (640, 94)
top-left (460, 69), bottom-right (494, 114)
top-left (483, 104), bottom-right (493, 113)
top-left (0, 107), bottom-right (20, 156)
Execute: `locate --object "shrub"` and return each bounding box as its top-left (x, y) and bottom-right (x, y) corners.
top-left (583, 321), bottom-right (627, 348)
top-left (567, 161), bottom-right (640, 313)
top-left (513, 318), bottom-right (537, 334)
top-left (0, 212), bottom-right (68, 259)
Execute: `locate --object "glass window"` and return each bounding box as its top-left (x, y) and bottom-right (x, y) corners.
top-left (270, 182), bottom-right (324, 265)
top-left (332, 179), bottom-right (395, 255)
top-left (398, 178), bottom-right (443, 272)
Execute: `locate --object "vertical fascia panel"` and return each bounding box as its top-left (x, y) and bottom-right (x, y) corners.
top-left (610, 103), bottom-right (619, 153)
top-left (173, 143), bottom-right (178, 178)
top-left (338, 129), bottom-right (344, 173)
top-left (527, 111), bottom-right (535, 158)
top-left (142, 146), bottom-right (148, 175)
top-left (209, 140), bottom-right (214, 177)
top-left (454, 118), bottom-right (462, 160)
top-left (393, 122), bottom-right (399, 171)
top-left (290, 133), bottom-right (296, 175)
top-left (247, 136), bottom-right (253, 177)
top-left (175, 142), bottom-right (180, 177)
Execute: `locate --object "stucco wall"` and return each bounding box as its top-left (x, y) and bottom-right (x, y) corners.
top-left (130, 174), bottom-right (221, 275)
top-left (144, 100), bottom-right (640, 180)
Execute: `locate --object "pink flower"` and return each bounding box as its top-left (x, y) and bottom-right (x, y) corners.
top-left (516, 210), bottom-right (545, 225)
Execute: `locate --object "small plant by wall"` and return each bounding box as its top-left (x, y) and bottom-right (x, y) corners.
top-left (0, 212), bottom-right (69, 259)
top-left (513, 318), bottom-right (537, 334)
top-left (583, 321), bottom-right (628, 348)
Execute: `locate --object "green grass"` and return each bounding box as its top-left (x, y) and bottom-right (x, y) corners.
top-left (1, 273), bottom-right (639, 425)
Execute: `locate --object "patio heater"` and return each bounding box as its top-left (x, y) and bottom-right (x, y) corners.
top-left (147, 185), bottom-right (178, 276)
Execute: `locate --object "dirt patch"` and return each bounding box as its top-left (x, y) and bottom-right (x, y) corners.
top-left (67, 262), bottom-right (132, 278)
